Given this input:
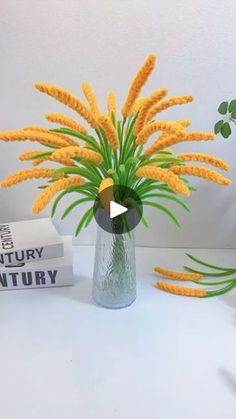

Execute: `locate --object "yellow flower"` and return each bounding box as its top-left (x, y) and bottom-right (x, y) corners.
top-left (154, 266), bottom-right (203, 281)
top-left (156, 281), bottom-right (206, 297)
top-left (136, 165), bottom-right (190, 196)
top-left (145, 130), bottom-right (215, 155)
top-left (145, 134), bottom-right (180, 156)
top-left (98, 114), bottom-right (119, 149)
top-left (134, 88), bottom-right (168, 134)
top-left (33, 156), bottom-right (74, 167)
top-left (20, 150), bottom-right (44, 161)
top-left (45, 113), bottom-right (87, 134)
top-left (146, 95), bottom-right (194, 122)
top-left (176, 119), bottom-right (192, 129)
top-left (32, 176), bottom-right (85, 214)
top-left (177, 152), bottom-right (230, 171)
top-left (130, 98), bottom-right (146, 115)
top-left (35, 83), bottom-right (97, 128)
top-left (171, 165), bottom-right (231, 186)
top-left (51, 146), bottom-right (103, 164)
top-left (23, 126), bottom-right (78, 146)
top-left (136, 121), bottom-right (184, 145)
top-left (82, 81), bottom-right (100, 117)
top-left (184, 131), bottom-right (215, 141)
top-left (1, 168), bottom-right (55, 187)
top-left (0, 130), bottom-right (70, 147)
top-left (20, 150), bottom-right (74, 166)
top-left (122, 54), bottom-right (157, 117)
top-left (99, 178), bottom-right (114, 210)
top-left (107, 92), bottom-right (117, 117)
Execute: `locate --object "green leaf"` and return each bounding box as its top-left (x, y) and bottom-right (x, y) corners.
top-left (214, 120), bottom-right (224, 134)
top-left (231, 111), bottom-right (236, 119)
top-left (51, 188), bottom-right (76, 217)
top-left (185, 253), bottom-right (236, 271)
top-left (220, 122), bottom-right (231, 138)
top-left (142, 201), bottom-right (181, 227)
top-left (204, 282), bottom-right (236, 298)
top-left (184, 266), bottom-right (236, 277)
top-left (218, 101), bottom-right (228, 115)
top-left (141, 193), bottom-right (191, 212)
top-left (85, 202), bottom-right (99, 227)
top-left (192, 279), bottom-right (236, 286)
top-left (31, 151), bottom-right (52, 160)
top-left (229, 99), bottom-right (236, 113)
top-left (75, 207), bottom-right (94, 236)
top-left (61, 197), bottom-right (93, 220)
top-left (140, 214), bottom-right (149, 227)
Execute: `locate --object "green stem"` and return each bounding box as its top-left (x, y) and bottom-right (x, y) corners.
top-left (204, 281), bottom-right (236, 298)
top-left (186, 253), bottom-right (236, 271)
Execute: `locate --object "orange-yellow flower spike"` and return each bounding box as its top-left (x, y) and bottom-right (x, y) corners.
top-left (134, 88), bottom-right (168, 134)
top-left (154, 266), bottom-right (203, 281)
top-left (177, 152), bottom-right (230, 171)
top-left (1, 168), bottom-right (55, 188)
top-left (20, 150), bottom-right (44, 161)
top-left (23, 126), bottom-right (51, 133)
top-left (45, 113), bottom-right (87, 134)
top-left (145, 130), bottom-right (215, 156)
top-left (179, 119), bottom-right (192, 127)
top-left (145, 134), bottom-right (181, 156)
top-left (99, 178), bottom-right (114, 210)
top-left (122, 54), bottom-right (157, 117)
top-left (82, 81), bottom-right (100, 117)
top-left (33, 156), bottom-right (75, 167)
top-left (0, 130), bottom-right (71, 148)
top-left (136, 165), bottom-right (190, 196)
top-left (146, 95), bottom-right (194, 122)
top-left (35, 83), bottom-right (97, 128)
top-left (130, 98), bottom-right (146, 116)
top-left (184, 131), bottom-right (215, 141)
top-left (51, 146), bottom-right (103, 165)
top-left (107, 92), bottom-right (117, 117)
top-left (171, 165), bottom-right (231, 186)
top-left (99, 177), bottom-right (114, 193)
top-left (156, 281), bottom-right (206, 297)
top-left (136, 121), bottom-right (184, 145)
top-left (32, 176), bottom-right (85, 214)
top-left (20, 149), bottom-right (74, 166)
top-left (98, 114), bottom-right (119, 149)
top-left (23, 126), bottom-right (78, 146)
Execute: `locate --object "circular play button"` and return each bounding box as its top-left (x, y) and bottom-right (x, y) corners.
top-left (93, 185), bottom-right (143, 234)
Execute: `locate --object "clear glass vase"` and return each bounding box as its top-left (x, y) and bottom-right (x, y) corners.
top-left (92, 224), bottom-right (136, 309)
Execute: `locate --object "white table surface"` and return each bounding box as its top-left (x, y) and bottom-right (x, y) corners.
top-left (0, 243), bottom-right (236, 419)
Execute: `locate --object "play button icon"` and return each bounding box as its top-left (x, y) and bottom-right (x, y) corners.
top-left (93, 184), bottom-right (143, 234)
top-left (110, 201), bottom-right (128, 219)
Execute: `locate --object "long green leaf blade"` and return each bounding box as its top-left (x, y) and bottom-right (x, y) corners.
top-left (75, 207), bottom-right (94, 236)
top-left (142, 201), bottom-right (181, 227)
top-left (185, 253), bottom-right (236, 271)
top-left (62, 197), bottom-right (93, 220)
top-left (184, 266), bottom-right (236, 277)
top-left (141, 193), bottom-right (191, 212)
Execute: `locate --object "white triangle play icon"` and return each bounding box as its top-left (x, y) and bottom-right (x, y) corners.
top-left (110, 201), bottom-right (128, 219)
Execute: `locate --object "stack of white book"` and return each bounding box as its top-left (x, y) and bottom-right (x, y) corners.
top-left (0, 218), bottom-right (74, 290)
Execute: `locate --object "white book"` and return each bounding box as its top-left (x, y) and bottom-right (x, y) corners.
top-left (0, 236), bottom-right (74, 290)
top-left (0, 218), bottom-right (63, 266)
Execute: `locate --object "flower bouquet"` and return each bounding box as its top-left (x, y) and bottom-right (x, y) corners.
top-left (0, 53), bottom-right (231, 307)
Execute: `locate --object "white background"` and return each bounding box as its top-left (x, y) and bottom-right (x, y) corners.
top-left (0, 0), bottom-right (236, 247)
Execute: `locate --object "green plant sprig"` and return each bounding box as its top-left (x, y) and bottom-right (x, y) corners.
top-left (184, 253), bottom-right (236, 297)
top-left (215, 99), bottom-right (236, 138)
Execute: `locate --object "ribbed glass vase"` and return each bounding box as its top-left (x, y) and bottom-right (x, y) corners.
top-left (92, 224), bottom-right (136, 309)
